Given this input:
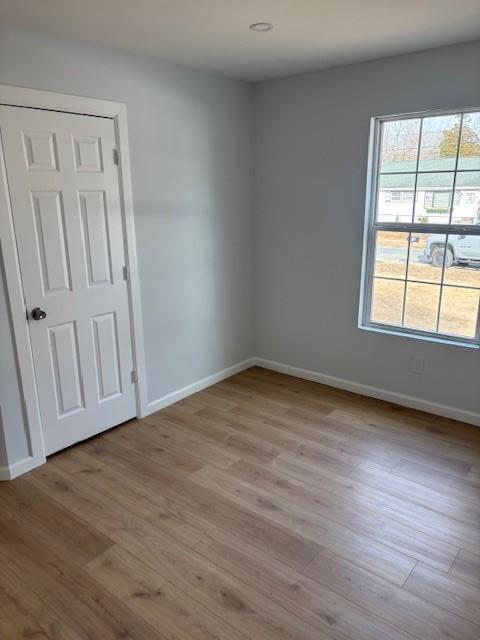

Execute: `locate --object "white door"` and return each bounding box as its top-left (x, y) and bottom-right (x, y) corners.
top-left (0, 105), bottom-right (136, 455)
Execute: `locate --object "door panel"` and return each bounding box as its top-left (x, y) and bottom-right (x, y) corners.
top-left (0, 105), bottom-right (136, 455)
top-left (79, 191), bottom-right (113, 286)
top-left (73, 135), bottom-right (103, 173)
top-left (32, 190), bottom-right (72, 294)
top-left (91, 312), bottom-right (122, 402)
top-left (22, 130), bottom-right (59, 171)
top-left (49, 321), bottom-right (85, 416)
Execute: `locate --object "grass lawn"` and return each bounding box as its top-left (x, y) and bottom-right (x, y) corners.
top-left (372, 232), bottom-right (480, 337)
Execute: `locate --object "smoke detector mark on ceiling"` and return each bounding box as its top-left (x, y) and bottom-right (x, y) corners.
top-left (249, 22), bottom-right (273, 32)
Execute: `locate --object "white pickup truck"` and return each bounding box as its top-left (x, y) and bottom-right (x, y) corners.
top-left (423, 229), bottom-right (480, 268)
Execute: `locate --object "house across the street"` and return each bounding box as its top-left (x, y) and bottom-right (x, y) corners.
top-left (378, 157), bottom-right (480, 224)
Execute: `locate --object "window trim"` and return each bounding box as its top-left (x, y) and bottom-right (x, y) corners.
top-left (359, 107), bottom-right (480, 349)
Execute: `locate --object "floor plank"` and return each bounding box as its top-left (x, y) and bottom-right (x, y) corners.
top-left (349, 462), bottom-right (480, 526)
top-left (391, 459), bottom-right (480, 505)
top-left (449, 549), bottom-right (480, 589)
top-left (304, 548), bottom-right (479, 640)
top-left (0, 477), bottom-right (112, 566)
top-left (273, 454), bottom-right (480, 555)
top-left (0, 562), bottom-right (84, 640)
top-left (87, 543), bottom-right (333, 640)
top-left (404, 562), bottom-right (480, 626)
top-left (86, 545), bottom-right (249, 640)
top-left (0, 517), bottom-right (165, 640)
top-left (225, 459), bottom-right (460, 569)
top-left (194, 526), bottom-right (413, 640)
top-left (191, 464), bottom-right (416, 584)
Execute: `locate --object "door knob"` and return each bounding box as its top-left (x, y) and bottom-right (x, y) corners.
top-left (31, 307), bottom-right (47, 321)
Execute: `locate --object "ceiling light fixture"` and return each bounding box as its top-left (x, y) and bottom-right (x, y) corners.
top-left (249, 22), bottom-right (273, 32)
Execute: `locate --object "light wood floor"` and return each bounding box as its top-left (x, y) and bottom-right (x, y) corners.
top-left (2, 367), bottom-right (480, 640)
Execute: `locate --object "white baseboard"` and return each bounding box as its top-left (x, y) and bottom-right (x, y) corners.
top-left (145, 354), bottom-right (480, 426)
top-left (255, 357), bottom-right (480, 427)
top-left (3, 354), bottom-right (477, 481)
top-left (143, 358), bottom-right (256, 417)
top-left (0, 454), bottom-right (45, 481)
top-left (1, 359), bottom-right (255, 480)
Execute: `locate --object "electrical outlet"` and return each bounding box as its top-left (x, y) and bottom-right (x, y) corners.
top-left (409, 356), bottom-right (424, 375)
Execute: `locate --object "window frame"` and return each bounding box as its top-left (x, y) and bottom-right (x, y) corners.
top-left (359, 107), bottom-right (480, 349)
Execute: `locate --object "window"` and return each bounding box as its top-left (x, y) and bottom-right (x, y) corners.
top-left (465, 191), bottom-right (476, 204)
top-left (360, 109), bottom-right (480, 346)
top-left (424, 190), bottom-right (461, 211)
top-left (388, 190), bottom-right (414, 203)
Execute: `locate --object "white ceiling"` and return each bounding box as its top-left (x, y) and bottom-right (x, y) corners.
top-left (1, 0), bottom-right (479, 81)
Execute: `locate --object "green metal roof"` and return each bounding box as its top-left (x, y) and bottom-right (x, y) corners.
top-left (380, 157), bottom-right (480, 189)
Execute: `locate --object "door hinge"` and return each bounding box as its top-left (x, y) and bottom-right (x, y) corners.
top-left (122, 265), bottom-right (129, 281)
top-left (113, 148), bottom-right (119, 165)
top-left (131, 370), bottom-right (138, 384)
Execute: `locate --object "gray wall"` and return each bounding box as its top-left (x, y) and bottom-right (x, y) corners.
top-left (254, 41), bottom-right (480, 414)
top-left (1, 24), bottom-right (479, 471)
top-left (0, 23), bottom-right (254, 467)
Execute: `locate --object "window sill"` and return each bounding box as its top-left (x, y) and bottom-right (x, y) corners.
top-left (359, 322), bottom-right (480, 349)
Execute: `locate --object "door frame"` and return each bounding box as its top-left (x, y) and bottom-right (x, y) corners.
top-left (0, 84), bottom-right (148, 477)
